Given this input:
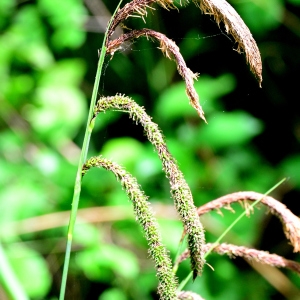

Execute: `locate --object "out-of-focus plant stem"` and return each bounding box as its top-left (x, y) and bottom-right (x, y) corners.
top-left (0, 242), bottom-right (29, 300)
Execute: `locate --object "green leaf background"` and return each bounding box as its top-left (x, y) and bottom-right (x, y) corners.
top-left (0, 0), bottom-right (299, 299)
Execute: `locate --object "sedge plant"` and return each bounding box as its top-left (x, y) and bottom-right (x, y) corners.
top-left (59, 1), bottom-right (300, 299)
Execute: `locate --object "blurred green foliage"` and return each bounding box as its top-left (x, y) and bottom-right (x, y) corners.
top-left (0, 0), bottom-right (300, 299)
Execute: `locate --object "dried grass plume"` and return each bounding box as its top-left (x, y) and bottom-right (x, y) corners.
top-left (192, 0), bottom-right (262, 86)
top-left (197, 192), bottom-right (300, 252)
top-left (177, 243), bottom-right (300, 275)
top-left (107, 29), bottom-right (207, 122)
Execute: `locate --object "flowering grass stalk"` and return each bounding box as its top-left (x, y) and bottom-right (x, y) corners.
top-left (58, 2), bottom-right (124, 299)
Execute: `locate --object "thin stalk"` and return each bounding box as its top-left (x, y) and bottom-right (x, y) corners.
top-left (177, 178), bottom-right (286, 292)
top-left (58, 2), bottom-right (123, 299)
top-left (204, 178), bottom-right (286, 258)
top-left (0, 243), bottom-right (29, 300)
top-left (173, 237), bottom-right (186, 275)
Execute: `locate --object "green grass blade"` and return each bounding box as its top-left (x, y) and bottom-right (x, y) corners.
top-left (0, 243), bottom-right (29, 300)
top-left (58, 2), bottom-right (123, 299)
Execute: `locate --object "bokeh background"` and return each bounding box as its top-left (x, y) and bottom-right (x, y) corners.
top-left (1, 0), bottom-right (300, 299)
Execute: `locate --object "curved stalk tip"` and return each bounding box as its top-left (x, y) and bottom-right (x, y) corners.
top-left (94, 94), bottom-right (206, 279)
top-left (82, 156), bottom-right (178, 299)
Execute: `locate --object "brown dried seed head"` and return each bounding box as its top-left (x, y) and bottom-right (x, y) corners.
top-left (197, 192), bottom-right (300, 252)
top-left (107, 0), bottom-right (155, 41)
top-left (107, 29), bottom-right (207, 122)
top-left (107, 0), bottom-right (176, 41)
top-left (178, 243), bottom-right (300, 275)
top-left (206, 243), bottom-right (300, 274)
top-left (193, 0), bottom-right (262, 86)
top-left (157, 0), bottom-right (176, 10)
top-left (177, 291), bottom-right (205, 300)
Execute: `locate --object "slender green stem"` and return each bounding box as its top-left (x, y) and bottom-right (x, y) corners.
top-left (0, 242), bottom-right (29, 300)
top-left (58, 2), bottom-right (123, 299)
top-left (172, 237), bottom-right (186, 275)
top-left (177, 178), bottom-right (286, 292)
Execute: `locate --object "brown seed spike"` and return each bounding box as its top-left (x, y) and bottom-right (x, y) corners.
top-left (107, 0), bottom-right (176, 43)
top-left (192, 0), bottom-right (262, 87)
top-left (177, 243), bottom-right (300, 276)
top-left (107, 0), bottom-right (156, 42)
top-left (197, 192), bottom-right (300, 253)
top-left (107, 29), bottom-right (207, 122)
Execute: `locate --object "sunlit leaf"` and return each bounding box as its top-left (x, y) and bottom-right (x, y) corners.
top-left (155, 74), bottom-right (236, 121)
top-left (195, 111), bottom-right (263, 149)
top-left (38, 0), bottom-right (87, 49)
top-left (235, 0), bottom-right (284, 34)
top-left (6, 244), bottom-right (52, 298)
top-left (74, 223), bottom-right (103, 247)
top-left (0, 0), bottom-right (15, 27)
top-left (76, 244), bottom-right (139, 281)
top-left (99, 288), bottom-right (128, 300)
top-left (52, 27), bottom-right (86, 49)
top-left (24, 59), bottom-right (87, 145)
top-left (101, 137), bottom-right (145, 172)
